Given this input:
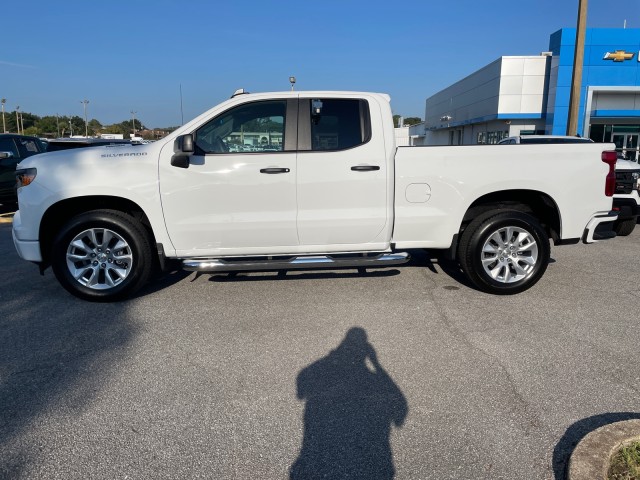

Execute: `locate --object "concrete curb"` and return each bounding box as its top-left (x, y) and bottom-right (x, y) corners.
top-left (568, 419), bottom-right (640, 480)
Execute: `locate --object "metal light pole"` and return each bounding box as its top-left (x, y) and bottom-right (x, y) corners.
top-left (567, 0), bottom-right (588, 136)
top-left (69, 120), bottom-right (73, 137)
top-left (56, 113), bottom-right (60, 138)
top-left (20, 111), bottom-right (24, 134)
top-left (289, 76), bottom-right (296, 91)
top-left (1, 98), bottom-right (6, 133)
top-left (131, 111), bottom-right (137, 136)
top-left (81, 99), bottom-right (89, 137)
top-left (15, 106), bottom-right (20, 134)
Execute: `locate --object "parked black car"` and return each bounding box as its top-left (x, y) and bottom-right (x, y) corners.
top-left (0, 134), bottom-right (47, 205)
top-left (44, 137), bottom-right (136, 151)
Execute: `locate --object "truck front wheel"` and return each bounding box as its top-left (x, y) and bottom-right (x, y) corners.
top-left (50, 209), bottom-right (153, 301)
top-left (458, 210), bottom-right (550, 295)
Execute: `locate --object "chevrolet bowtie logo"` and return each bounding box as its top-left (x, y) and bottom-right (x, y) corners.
top-left (603, 50), bottom-right (635, 61)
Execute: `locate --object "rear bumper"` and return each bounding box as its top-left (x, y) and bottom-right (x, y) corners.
top-left (582, 211), bottom-right (618, 243)
top-left (612, 197), bottom-right (639, 221)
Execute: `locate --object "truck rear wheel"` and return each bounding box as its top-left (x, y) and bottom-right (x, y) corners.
top-left (613, 217), bottom-right (637, 236)
top-left (51, 209), bottom-right (153, 301)
top-left (458, 210), bottom-right (550, 295)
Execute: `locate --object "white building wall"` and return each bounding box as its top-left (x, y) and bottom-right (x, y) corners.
top-left (498, 56), bottom-right (550, 115)
top-left (394, 127), bottom-right (411, 146)
top-left (425, 59), bottom-right (502, 130)
top-left (423, 54), bottom-right (551, 145)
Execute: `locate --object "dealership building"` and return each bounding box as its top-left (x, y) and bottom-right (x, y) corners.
top-left (411, 28), bottom-right (640, 161)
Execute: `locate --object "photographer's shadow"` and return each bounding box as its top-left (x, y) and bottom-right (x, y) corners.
top-left (290, 327), bottom-right (408, 479)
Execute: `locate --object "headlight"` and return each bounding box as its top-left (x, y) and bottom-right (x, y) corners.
top-left (16, 168), bottom-right (37, 188)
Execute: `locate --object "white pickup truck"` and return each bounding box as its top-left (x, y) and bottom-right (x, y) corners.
top-left (12, 90), bottom-right (619, 301)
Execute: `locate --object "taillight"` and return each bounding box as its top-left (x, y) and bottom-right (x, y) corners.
top-left (601, 150), bottom-right (617, 197)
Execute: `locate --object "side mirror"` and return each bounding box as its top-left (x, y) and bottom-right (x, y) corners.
top-left (172, 134), bottom-right (194, 168)
top-left (171, 155), bottom-right (190, 168)
top-left (178, 134), bottom-right (194, 153)
top-left (0, 151), bottom-right (14, 159)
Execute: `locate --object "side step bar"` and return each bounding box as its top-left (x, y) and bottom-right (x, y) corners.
top-left (182, 252), bottom-right (410, 273)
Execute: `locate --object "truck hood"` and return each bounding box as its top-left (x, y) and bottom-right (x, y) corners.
top-left (615, 159), bottom-right (640, 171)
top-left (17, 143), bottom-right (157, 169)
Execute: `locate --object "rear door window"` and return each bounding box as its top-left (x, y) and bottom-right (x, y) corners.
top-left (299, 99), bottom-right (371, 151)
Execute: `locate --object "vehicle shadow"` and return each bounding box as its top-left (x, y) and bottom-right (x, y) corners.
top-left (552, 412), bottom-right (640, 480)
top-left (0, 225), bottom-right (137, 477)
top-left (207, 268), bottom-right (401, 283)
top-left (290, 327), bottom-right (408, 479)
top-left (133, 268), bottom-right (192, 297)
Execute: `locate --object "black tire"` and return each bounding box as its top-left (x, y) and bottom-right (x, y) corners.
top-left (458, 210), bottom-right (550, 295)
top-left (613, 217), bottom-right (637, 236)
top-left (51, 209), bottom-right (153, 301)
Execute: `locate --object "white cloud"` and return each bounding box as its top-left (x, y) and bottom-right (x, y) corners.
top-left (0, 61), bottom-right (36, 69)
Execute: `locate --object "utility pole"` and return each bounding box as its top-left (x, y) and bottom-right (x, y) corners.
top-left (567, 0), bottom-right (588, 136)
top-left (131, 111), bottom-right (137, 136)
top-left (56, 113), bottom-right (60, 138)
top-left (1, 99), bottom-right (6, 133)
top-left (81, 99), bottom-right (89, 137)
top-left (15, 106), bottom-right (20, 134)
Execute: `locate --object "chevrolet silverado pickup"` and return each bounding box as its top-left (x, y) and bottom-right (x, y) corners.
top-left (12, 90), bottom-right (619, 301)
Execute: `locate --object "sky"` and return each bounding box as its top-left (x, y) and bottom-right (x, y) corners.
top-left (2, 0), bottom-right (640, 129)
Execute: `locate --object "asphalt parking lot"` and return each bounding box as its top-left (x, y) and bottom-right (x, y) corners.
top-left (1, 218), bottom-right (639, 480)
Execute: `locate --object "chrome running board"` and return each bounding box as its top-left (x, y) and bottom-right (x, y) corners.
top-left (182, 252), bottom-right (410, 272)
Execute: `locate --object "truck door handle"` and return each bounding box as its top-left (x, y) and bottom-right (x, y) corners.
top-left (351, 165), bottom-right (380, 171)
top-left (260, 167), bottom-right (290, 174)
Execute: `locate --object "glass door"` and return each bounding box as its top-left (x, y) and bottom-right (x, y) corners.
top-left (612, 133), bottom-right (640, 162)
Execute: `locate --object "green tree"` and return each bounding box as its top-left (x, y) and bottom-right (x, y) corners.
top-left (36, 116), bottom-right (61, 137)
top-left (104, 124), bottom-right (125, 135)
top-left (5, 111), bottom-right (20, 133)
top-left (69, 115), bottom-right (85, 136)
top-left (404, 117), bottom-right (422, 126)
top-left (88, 119), bottom-right (103, 136)
top-left (393, 115), bottom-right (422, 127)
